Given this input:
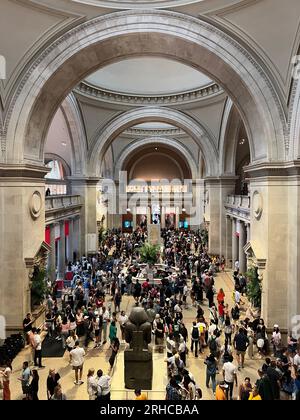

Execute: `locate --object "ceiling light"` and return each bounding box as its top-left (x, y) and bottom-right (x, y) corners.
top-left (126, 208), bottom-right (131, 212)
top-left (61, 141), bottom-right (67, 147)
top-left (155, 147), bottom-right (158, 151)
top-left (239, 138), bottom-right (246, 145)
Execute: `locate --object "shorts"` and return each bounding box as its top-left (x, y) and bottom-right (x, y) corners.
top-left (73, 364), bottom-right (83, 371)
top-left (22, 384), bottom-right (30, 395)
top-left (236, 351), bottom-right (245, 356)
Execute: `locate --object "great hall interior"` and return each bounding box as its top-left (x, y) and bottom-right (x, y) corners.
top-left (0, 0), bottom-right (300, 402)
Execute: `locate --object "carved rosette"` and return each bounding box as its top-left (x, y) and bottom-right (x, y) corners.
top-left (29, 191), bottom-right (42, 220)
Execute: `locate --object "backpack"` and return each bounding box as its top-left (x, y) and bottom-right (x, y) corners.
top-left (192, 326), bottom-right (199, 340)
top-left (209, 337), bottom-right (217, 352)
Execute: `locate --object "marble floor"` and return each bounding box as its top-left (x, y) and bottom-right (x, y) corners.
top-left (6, 270), bottom-right (264, 400)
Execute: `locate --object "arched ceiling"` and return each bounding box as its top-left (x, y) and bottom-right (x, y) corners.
top-left (85, 57), bottom-right (212, 95)
top-left (123, 144), bottom-right (192, 180)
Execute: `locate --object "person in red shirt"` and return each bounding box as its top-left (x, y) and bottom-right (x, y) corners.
top-left (217, 288), bottom-right (225, 305)
top-left (218, 301), bottom-right (225, 325)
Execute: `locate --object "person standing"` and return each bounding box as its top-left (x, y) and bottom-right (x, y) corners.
top-left (87, 368), bottom-right (98, 400)
top-left (18, 361), bottom-right (31, 400)
top-left (109, 319), bottom-right (117, 343)
top-left (222, 355), bottom-right (238, 400)
top-left (102, 306), bottom-right (110, 345)
top-left (204, 354), bottom-right (217, 394)
top-left (118, 311), bottom-right (128, 343)
top-left (0, 360), bottom-right (12, 400)
top-left (70, 341), bottom-right (85, 385)
top-left (33, 328), bottom-right (44, 368)
top-left (96, 369), bottom-right (111, 401)
top-left (23, 313), bottom-right (34, 344)
top-left (190, 322), bottom-right (200, 358)
top-left (30, 369), bottom-right (39, 400)
top-left (234, 328), bottom-right (249, 370)
top-left (47, 369), bottom-right (61, 400)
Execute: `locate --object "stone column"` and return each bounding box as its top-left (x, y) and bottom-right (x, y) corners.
top-left (67, 218), bottom-right (74, 263)
top-left (0, 164), bottom-right (48, 333)
top-left (246, 223), bottom-right (250, 243)
top-left (232, 218), bottom-right (238, 270)
top-left (57, 220), bottom-right (66, 279)
top-left (48, 224), bottom-right (56, 281)
top-left (69, 177), bottom-right (100, 255)
top-left (205, 176), bottom-right (237, 256)
top-left (245, 162), bottom-right (300, 335)
top-left (238, 221), bottom-right (247, 274)
top-left (73, 217), bottom-right (81, 261)
top-left (225, 216), bottom-right (232, 267)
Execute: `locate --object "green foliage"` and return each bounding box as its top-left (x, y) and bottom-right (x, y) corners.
top-left (246, 267), bottom-right (262, 309)
top-left (139, 243), bottom-right (160, 265)
top-left (31, 266), bottom-right (47, 309)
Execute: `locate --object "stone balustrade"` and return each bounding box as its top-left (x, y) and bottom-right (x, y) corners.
top-left (225, 194), bottom-right (250, 222)
top-left (45, 195), bottom-right (82, 224)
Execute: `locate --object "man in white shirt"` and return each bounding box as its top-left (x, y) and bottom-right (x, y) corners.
top-left (33, 328), bottom-right (44, 368)
top-left (118, 311), bottom-right (128, 343)
top-left (70, 341), bottom-right (85, 385)
top-left (222, 355), bottom-right (237, 400)
top-left (96, 369), bottom-right (111, 400)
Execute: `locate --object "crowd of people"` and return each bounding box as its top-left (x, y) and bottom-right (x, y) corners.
top-left (1, 227), bottom-right (300, 401)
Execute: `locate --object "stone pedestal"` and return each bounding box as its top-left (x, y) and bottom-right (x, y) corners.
top-left (124, 331), bottom-right (153, 390)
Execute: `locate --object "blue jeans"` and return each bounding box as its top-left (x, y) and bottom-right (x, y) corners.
top-left (206, 372), bottom-right (216, 393)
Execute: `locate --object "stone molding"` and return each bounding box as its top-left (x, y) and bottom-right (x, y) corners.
top-left (75, 81), bottom-right (223, 106)
top-left (244, 160), bottom-right (300, 178)
top-left (123, 127), bottom-right (185, 136)
top-left (72, 0), bottom-right (203, 8)
top-left (0, 163), bottom-right (49, 179)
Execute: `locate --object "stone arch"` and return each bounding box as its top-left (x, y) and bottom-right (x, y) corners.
top-left (6, 10), bottom-right (287, 167)
top-left (113, 137), bottom-right (198, 180)
top-left (219, 99), bottom-right (245, 175)
top-left (91, 107), bottom-right (213, 176)
top-left (44, 153), bottom-right (71, 178)
top-left (60, 93), bottom-right (88, 176)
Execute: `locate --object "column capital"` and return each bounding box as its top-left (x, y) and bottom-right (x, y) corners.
top-left (0, 163), bottom-right (49, 181)
top-left (244, 160), bottom-right (300, 178)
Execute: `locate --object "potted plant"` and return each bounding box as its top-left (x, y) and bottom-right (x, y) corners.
top-left (139, 243), bottom-right (160, 266)
top-left (246, 266), bottom-right (262, 310)
top-left (30, 266), bottom-right (47, 310)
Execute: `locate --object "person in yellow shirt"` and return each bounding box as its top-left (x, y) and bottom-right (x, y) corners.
top-left (135, 389), bottom-right (148, 400)
top-left (248, 386), bottom-right (262, 400)
top-left (215, 382), bottom-right (228, 400)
